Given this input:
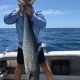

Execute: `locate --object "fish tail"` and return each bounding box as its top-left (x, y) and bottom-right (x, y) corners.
top-left (29, 67), bottom-right (40, 80)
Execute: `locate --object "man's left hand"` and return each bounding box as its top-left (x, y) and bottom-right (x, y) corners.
top-left (24, 6), bottom-right (33, 18)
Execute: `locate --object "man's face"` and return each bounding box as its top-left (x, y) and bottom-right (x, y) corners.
top-left (22, 0), bottom-right (31, 3)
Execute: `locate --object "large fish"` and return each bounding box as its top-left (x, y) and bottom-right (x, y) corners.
top-left (22, 1), bottom-right (40, 80)
top-left (17, 0), bottom-right (40, 79)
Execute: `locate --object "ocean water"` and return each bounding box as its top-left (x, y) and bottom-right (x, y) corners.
top-left (0, 28), bottom-right (80, 53)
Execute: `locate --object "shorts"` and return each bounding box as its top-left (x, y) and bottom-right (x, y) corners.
top-left (17, 47), bottom-right (45, 65)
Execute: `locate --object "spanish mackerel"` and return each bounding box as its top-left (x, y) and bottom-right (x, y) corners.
top-left (22, 2), bottom-right (40, 80)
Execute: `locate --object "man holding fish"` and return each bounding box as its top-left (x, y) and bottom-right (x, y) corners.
top-left (4, 0), bottom-right (53, 80)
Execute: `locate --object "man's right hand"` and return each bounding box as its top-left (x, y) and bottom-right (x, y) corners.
top-left (17, 0), bottom-right (25, 15)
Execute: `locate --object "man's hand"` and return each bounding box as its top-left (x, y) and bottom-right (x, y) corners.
top-left (24, 5), bottom-right (33, 18)
top-left (17, 0), bottom-right (25, 15)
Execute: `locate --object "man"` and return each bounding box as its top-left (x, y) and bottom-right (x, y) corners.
top-left (4, 0), bottom-right (53, 80)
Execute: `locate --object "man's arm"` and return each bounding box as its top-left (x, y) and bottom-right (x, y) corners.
top-left (4, 2), bottom-right (24, 24)
top-left (31, 10), bottom-right (46, 29)
top-left (4, 9), bottom-right (20, 24)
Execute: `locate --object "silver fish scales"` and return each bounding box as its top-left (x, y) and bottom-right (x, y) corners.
top-left (22, 14), bottom-right (40, 80)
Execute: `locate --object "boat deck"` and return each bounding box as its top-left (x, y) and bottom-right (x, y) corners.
top-left (3, 74), bottom-right (80, 80)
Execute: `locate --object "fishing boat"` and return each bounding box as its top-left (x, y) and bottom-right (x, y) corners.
top-left (0, 43), bottom-right (80, 80)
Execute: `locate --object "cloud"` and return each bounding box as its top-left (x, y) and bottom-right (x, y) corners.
top-left (0, 5), bottom-right (17, 15)
top-left (42, 10), bottom-right (64, 15)
top-left (0, 5), bottom-right (12, 10)
top-left (0, 5), bottom-right (80, 16)
top-left (42, 10), bottom-right (80, 15)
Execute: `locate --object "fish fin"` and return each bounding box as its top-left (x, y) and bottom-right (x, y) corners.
top-left (29, 68), bottom-right (40, 80)
top-left (29, 0), bottom-right (35, 5)
top-left (29, 73), bottom-right (37, 80)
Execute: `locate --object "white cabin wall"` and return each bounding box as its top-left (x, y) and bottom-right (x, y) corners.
top-left (7, 60), bottom-right (17, 67)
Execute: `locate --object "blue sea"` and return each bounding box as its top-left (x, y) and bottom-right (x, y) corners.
top-left (0, 28), bottom-right (80, 53)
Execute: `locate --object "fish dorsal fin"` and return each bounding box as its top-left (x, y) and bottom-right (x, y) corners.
top-left (29, 0), bottom-right (35, 5)
top-left (17, 0), bottom-right (35, 5)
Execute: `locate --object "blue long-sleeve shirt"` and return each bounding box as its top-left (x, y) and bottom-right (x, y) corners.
top-left (4, 7), bottom-right (46, 49)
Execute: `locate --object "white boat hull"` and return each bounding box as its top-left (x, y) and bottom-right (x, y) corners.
top-left (1, 49), bottom-right (80, 80)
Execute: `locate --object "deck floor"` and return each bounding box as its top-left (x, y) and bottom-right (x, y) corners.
top-left (3, 74), bottom-right (80, 80)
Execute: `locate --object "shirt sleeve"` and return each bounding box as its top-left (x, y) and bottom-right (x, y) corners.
top-left (31, 10), bottom-right (46, 29)
top-left (4, 9), bottom-right (19, 24)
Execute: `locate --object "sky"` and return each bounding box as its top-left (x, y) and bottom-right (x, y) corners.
top-left (0, 0), bottom-right (80, 28)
